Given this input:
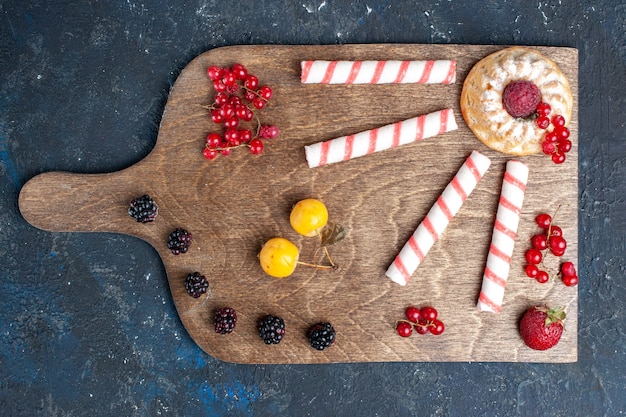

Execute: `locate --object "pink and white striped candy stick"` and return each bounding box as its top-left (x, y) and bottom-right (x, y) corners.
top-left (385, 150), bottom-right (492, 286)
top-left (301, 60), bottom-right (456, 84)
top-left (304, 109), bottom-right (457, 168)
top-left (477, 160), bottom-right (529, 313)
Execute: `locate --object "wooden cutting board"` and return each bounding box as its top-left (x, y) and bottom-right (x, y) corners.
top-left (18, 44), bottom-right (578, 363)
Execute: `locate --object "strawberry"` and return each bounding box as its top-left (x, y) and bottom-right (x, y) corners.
top-left (519, 306), bottom-right (565, 350)
top-left (502, 80), bottom-right (541, 118)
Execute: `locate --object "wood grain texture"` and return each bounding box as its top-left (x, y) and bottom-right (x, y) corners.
top-left (18, 44), bottom-right (578, 363)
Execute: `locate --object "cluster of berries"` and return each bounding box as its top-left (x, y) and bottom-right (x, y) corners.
top-left (395, 306), bottom-right (445, 337)
top-left (524, 211), bottom-right (578, 286)
top-left (203, 63), bottom-right (278, 159)
top-left (535, 103), bottom-right (572, 164)
top-left (213, 307), bottom-right (335, 350)
top-left (501, 81), bottom-right (572, 165)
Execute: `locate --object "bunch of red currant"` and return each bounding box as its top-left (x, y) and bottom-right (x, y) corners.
top-left (395, 306), bottom-right (445, 337)
top-left (524, 211), bottom-right (578, 286)
top-left (202, 63), bottom-right (278, 160)
top-left (535, 102), bottom-right (572, 165)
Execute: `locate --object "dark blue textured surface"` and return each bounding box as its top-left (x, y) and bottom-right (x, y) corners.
top-left (1, 1), bottom-right (625, 416)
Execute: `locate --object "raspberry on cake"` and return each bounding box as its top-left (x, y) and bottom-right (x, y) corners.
top-left (460, 47), bottom-right (573, 156)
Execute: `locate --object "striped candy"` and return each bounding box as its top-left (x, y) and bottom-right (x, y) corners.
top-left (304, 109), bottom-right (457, 168)
top-left (301, 60), bottom-right (456, 84)
top-left (477, 160), bottom-right (529, 313)
top-left (385, 150), bottom-right (492, 286)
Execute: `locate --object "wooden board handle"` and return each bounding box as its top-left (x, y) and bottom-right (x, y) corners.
top-left (19, 170), bottom-right (140, 234)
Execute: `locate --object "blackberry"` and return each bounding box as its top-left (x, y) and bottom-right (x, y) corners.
top-left (258, 315), bottom-right (285, 345)
top-left (167, 228), bottom-right (192, 255)
top-left (214, 307), bottom-right (237, 334)
top-left (128, 194), bottom-right (158, 223)
top-left (184, 272), bottom-right (209, 298)
top-left (307, 322), bottom-right (336, 351)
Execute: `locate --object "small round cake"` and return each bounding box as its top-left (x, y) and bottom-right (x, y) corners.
top-left (460, 46), bottom-right (573, 156)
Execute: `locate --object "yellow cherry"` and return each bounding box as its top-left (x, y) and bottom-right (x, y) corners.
top-left (259, 237), bottom-right (299, 278)
top-left (289, 198), bottom-right (329, 237)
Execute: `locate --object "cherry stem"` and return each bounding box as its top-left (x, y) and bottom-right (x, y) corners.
top-left (296, 261), bottom-right (336, 271)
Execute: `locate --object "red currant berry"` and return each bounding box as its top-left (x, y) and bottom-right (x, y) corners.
top-left (241, 107), bottom-right (254, 121)
top-left (206, 133), bottom-right (222, 148)
top-left (259, 125), bottom-right (279, 139)
top-left (238, 129), bottom-right (253, 144)
top-left (557, 126), bottom-right (570, 140)
top-left (248, 138), bottom-right (264, 155)
top-left (548, 225), bottom-right (562, 237)
top-left (244, 90), bottom-right (257, 102)
top-left (210, 109), bottom-right (224, 124)
top-left (214, 92), bottom-right (229, 107)
top-left (213, 80), bottom-right (227, 92)
top-left (258, 86), bottom-right (273, 100)
top-left (525, 264), bottom-right (539, 278)
top-left (219, 146), bottom-right (232, 156)
top-left (244, 75), bottom-right (259, 90)
top-left (536, 102), bottom-right (551, 117)
top-left (414, 319), bottom-right (430, 335)
top-left (545, 131), bottom-right (559, 143)
top-left (221, 70), bottom-right (236, 86)
top-left (558, 139), bottom-right (572, 153)
top-left (536, 213), bottom-right (552, 229)
top-left (420, 306), bottom-right (438, 322)
top-left (231, 63), bottom-right (248, 80)
top-left (252, 97), bottom-right (266, 109)
top-left (224, 129), bottom-right (240, 145)
top-left (225, 83), bottom-right (239, 94)
top-left (542, 141), bottom-right (556, 155)
top-left (429, 320), bottom-right (445, 335)
top-left (536, 270), bottom-right (550, 284)
top-left (224, 117), bottom-right (239, 129)
top-left (536, 116), bottom-right (550, 129)
top-left (229, 95), bottom-right (242, 106)
top-left (396, 321), bottom-right (413, 337)
top-left (552, 152), bottom-right (566, 164)
top-left (207, 65), bottom-right (222, 81)
top-left (203, 148), bottom-right (218, 160)
top-left (235, 105), bottom-right (248, 120)
top-left (561, 261), bottom-right (577, 277)
top-left (549, 235), bottom-right (567, 255)
top-left (405, 307), bottom-right (421, 323)
top-left (219, 104), bottom-right (235, 120)
top-left (562, 275), bottom-right (579, 287)
top-left (552, 114), bottom-right (566, 128)
top-left (525, 249), bottom-right (543, 265)
top-left (531, 233), bottom-right (548, 250)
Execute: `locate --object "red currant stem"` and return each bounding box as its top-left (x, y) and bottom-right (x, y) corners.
top-left (254, 114), bottom-right (263, 136)
top-left (242, 85), bottom-right (270, 102)
top-left (206, 143), bottom-right (248, 151)
top-left (546, 204), bottom-right (562, 240)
